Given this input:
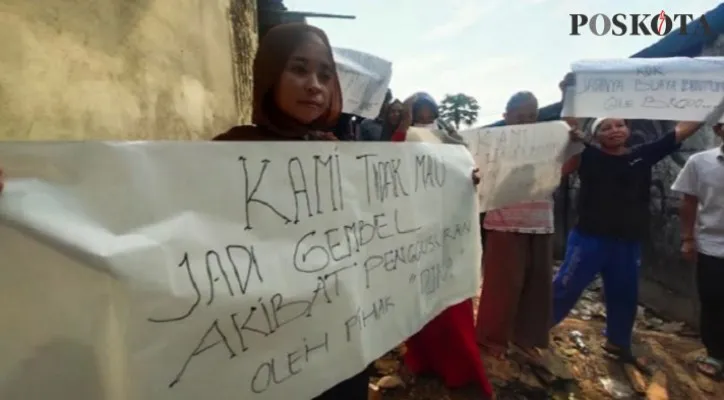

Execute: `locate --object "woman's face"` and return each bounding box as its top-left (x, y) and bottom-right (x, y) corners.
top-left (416, 104), bottom-right (436, 125)
top-left (597, 118), bottom-right (630, 148)
top-left (275, 33), bottom-right (334, 124)
top-left (387, 103), bottom-right (403, 126)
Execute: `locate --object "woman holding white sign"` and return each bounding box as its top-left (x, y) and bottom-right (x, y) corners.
top-left (554, 73), bottom-right (722, 371)
top-left (0, 23), bottom-right (369, 400)
top-left (210, 22), bottom-right (484, 400)
top-left (0, 26), bottom-right (492, 400)
top-left (476, 91), bottom-right (558, 369)
top-left (394, 93), bottom-right (493, 399)
top-left (212, 23), bottom-right (368, 400)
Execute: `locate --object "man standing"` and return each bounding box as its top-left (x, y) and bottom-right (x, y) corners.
top-left (476, 91), bottom-right (554, 365)
top-left (671, 125), bottom-right (724, 381)
top-left (359, 89), bottom-right (392, 141)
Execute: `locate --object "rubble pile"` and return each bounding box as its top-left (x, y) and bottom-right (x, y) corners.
top-left (368, 276), bottom-right (723, 399)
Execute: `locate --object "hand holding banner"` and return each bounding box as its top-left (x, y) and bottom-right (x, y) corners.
top-left (0, 142), bottom-right (479, 400)
top-left (459, 121), bottom-right (583, 211)
top-left (561, 57), bottom-right (724, 122)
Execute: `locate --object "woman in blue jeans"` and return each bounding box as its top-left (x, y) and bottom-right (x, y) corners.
top-left (554, 76), bottom-right (721, 365)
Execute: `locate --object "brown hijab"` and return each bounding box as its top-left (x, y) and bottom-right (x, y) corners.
top-left (214, 23), bottom-right (342, 141)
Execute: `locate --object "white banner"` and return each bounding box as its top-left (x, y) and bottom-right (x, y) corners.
top-left (460, 121), bottom-right (583, 211)
top-left (0, 142), bottom-right (479, 400)
top-left (333, 48), bottom-right (392, 119)
top-left (405, 126), bottom-right (445, 143)
top-left (561, 57), bottom-right (724, 122)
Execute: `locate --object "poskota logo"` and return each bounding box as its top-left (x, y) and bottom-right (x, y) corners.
top-left (570, 11), bottom-right (713, 36)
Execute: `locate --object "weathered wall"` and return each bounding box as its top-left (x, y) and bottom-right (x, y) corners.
top-left (230, 0), bottom-right (257, 125)
top-left (554, 36), bottom-right (724, 327)
top-left (0, 0), bottom-right (250, 141)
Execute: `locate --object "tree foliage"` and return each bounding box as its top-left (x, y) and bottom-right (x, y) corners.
top-left (438, 93), bottom-right (480, 130)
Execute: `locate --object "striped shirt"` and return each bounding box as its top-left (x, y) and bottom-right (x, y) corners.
top-left (483, 200), bottom-right (554, 234)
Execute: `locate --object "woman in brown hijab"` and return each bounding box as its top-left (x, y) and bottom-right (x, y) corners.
top-left (0, 23), bottom-right (482, 398)
top-left (0, 23), bottom-right (366, 399)
top-left (216, 23), bottom-right (368, 399)
top-left (214, 23), bottom-right (341, 142)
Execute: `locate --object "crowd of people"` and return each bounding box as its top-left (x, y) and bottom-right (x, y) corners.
top-left (0, 21), bottom-right (723, 398)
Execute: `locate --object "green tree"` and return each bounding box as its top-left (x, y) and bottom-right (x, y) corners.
top-left (439, 93), bottom-right (480, 130)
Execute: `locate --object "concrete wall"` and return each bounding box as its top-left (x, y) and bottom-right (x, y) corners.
top-left (554, 36), bottom-right (724, 327)
top-left (0, 0), bottom-right (248, 141)
top-left (230, 0), bottom-right (257, 126)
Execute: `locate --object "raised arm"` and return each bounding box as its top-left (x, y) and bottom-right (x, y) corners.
top-left (559, 73), bottom-right (578, 127)
top-left (674, 93), bottom-right (724, 142)
top-left (637, 122), bottom-right (722, 167)
top-left (559, 73), bottom-right (584, 176)
top-left (673, 121), bottom-right (703, 143)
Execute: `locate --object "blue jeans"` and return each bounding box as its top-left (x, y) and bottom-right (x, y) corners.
top-left (552, 229), bottom-right (641, 348)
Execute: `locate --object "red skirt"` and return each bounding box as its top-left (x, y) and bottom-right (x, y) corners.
top-left (404, 299), bottom-right (494, 397)
top-left (390, 130), bottom-right (406, 142)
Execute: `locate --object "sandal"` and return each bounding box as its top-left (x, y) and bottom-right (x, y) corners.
top-left (695, 356), bottom-right (723, 380)
top-left (601, 342), bottom-right (654, 375)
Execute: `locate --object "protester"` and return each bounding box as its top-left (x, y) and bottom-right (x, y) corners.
top-left (215, 23), bottom-right (483, 398)
top-left (553, 74), bottom-right (719, 370)
top-left (392, 92), bottom-right (466, 145)
top-left (476, 91), bottom-right (555, 366)
top-left (0, 22), bottom-right (365, 399)
top-left (411, 92), bottom-right (437, 127)
top-left (671, 126), bottom-right (724, 380)
top-left (213, 23), bottom-right (369, 399)
top-left (358, 89), bottom-right (393, 141)
top-left (389, 94), bottom-right (416, 142)
top-left (392, 93), bottom-right (492, 398)
top-left (380, 99), bottom-right (404, 140)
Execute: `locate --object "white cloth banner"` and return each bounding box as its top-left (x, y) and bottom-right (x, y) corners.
top-left (459, 121), bottom-right (583, 211)
top-left (405, 126), bottom-right (445, 143)
top-left (333, 47), bottom-right (392, 119)
top-left (561, 57), bottom-right (724, 122)
top-left (0, 142), bottom-right (480, 400)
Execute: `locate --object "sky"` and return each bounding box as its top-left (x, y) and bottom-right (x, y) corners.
top-left (283, 0), bottom-right (718, 126)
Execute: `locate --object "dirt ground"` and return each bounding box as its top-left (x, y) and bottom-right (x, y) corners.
top-left (369, 284), bottom-right (724, 400)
